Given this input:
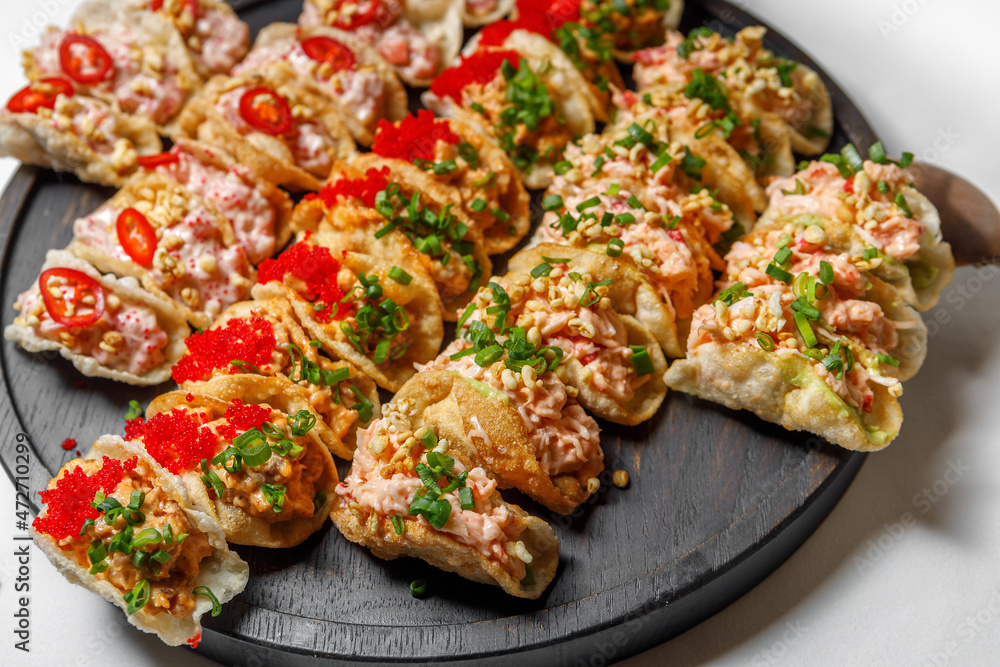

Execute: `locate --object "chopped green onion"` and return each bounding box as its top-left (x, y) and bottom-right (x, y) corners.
top-left (820, 153), bottom-right (853, 178)
top-left (756, 332), bottom-right (775, 351)
top-left (212, 446), bottom-right (243, 474)
top-left (877, 179), bottom-right (890, 195)
top-left (79, 518), bottom-right (95, 536)
top-left (627, 122), bottom-right (655, 147)
top-left (124, 400), bottom-right (143, 420)
top-left (87, 539), bottom-right (108, 565)
top-left (781, 179), bottom-right (805, 196)
top-left (605, 183), bottom-right (620, 197)
top-left (541, 256), bottom-right (571, 264)
top-left (124, 579), bottom-right (151, 615)
top-left (794, 312), bottom-right (818, 348)
top-left (521, 563), bottom-right (535, 586)
top-left (458, 486), bottom-right (475, 510)
top-left (230, 360), bottom-right (261, 375)
top-left (391, 515), bottom-right (405, 535)
top-left (261, 484), bottom-right (287, 514)
top-left (773, 247), bottom-right (793, 266)
top-left (531, 262), bottom-right (553, 278)
top-left (841, 144), bottom-right (865, 173)
top-left (606, 238), bottom-right (624, 257)
top-left (898, 152), bottom-right (914, 168)
top-left (894, 192), bottom-right (914, 218)
top-left (151, 549), bottom-right (171, 565)
top-left (765, 263), bottom-right (793, 284)
top-left (552, 161), bottom-right (571, 176)
top-left (629, 345), bottom-right (654, 376)
top-left (193, 586), bottom-right (222, 617)
top-left (289, 409), bottom-right (317, 437)
top-left (877, 352), bottom-right (900, 367)
top-left (542, 194), bottom-right (564, 211)
top-left (325, 366), bottom-right (351, 385)
top-left (234, 429), bottom-right (271, 467)
top-left (818, 260), bottom-right (834, 285)
top-left (388, 266), bottom-right (413, 285)
top-left (863, 247), bottom-right (879, 260)
top-left (410, 579), bottom-right (427, 597)
top-left (470, 198), bottom-right (487, 212)
top-left (869, 141), bottom-right (887, 164)
top-left (576, 196), bottom-right (601, 212)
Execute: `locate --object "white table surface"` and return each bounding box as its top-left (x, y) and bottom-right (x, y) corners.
top-left (2, 1), bottom-right (999, 665)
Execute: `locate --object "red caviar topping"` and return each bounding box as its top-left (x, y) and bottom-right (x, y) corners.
top-left (171, 317), bottom-right (276, 384)
top-left (33, 456), bottom-right (138, 540)
top-left (61, 438), bottom-right (77, 451)
top-left (257, 241), bottom-right (351, 323)
top-left (372, 111), bottom-right (460, 163)
top-left (310, 167), bottom-right (390, 209)
top-left (479, 0), bottom-right (581, 45)
top-left (225, 399), bottom-right (270, 432)
top-left (429, 50), bottom-right (520, 103)
top-left (130, 409), bottom-right (218, 474)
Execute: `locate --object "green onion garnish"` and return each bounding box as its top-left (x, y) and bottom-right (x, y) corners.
top-left (841, 144), bottom-right (865, 174)
top-left (193, 586), bottom-right (222, 617)
top-left (818, 260), bottom-right (834, 285)
top-left (877, 179), bottom-right (890, 195)
top-left (410, 579), bottom-right (427, 597)
top-left (458, 486), bottom-right (475, 510)
top-left (542, 194), bottom-right (563, 212)
top-left (124, 400), bottom-right (143, 420)
top-left (391, 515), bottom-right (405, 535)
top-left (531, 262), bottom-right (553, 278)
top-left (869, 141), bottom-right (887, 164)
top-left (576, 196), bottom-right (601, 212)
top-left (756, 333), bottom-right (775, 351)
top-left (124, 579), bottom-right (151, 615)
top-left (863, 247), bottom-right (879, 260)
top-left (606, 238), bottom-right (624, 257)
top-left (234, 428), bottom-right (271, 467)
top-left (877, 352), bottom-right (900, 367)
top-left (388, 266), bottom-right (413, 285)
top-left (765, 263), bottom-right (794, 284)
top-left (261, 484), bottom-right (287, 514)
top-left (794, 312), bottom-right (818, 348)
top-left (894, 192), bottom-right (913, 218)
top-left (521, 563), bottom-right (535, 586)
top-left (470, 198), bottom-right (487, 213)
top-left (773, 247), bottom-right (793, 266)
top-left (629, 345), bottom-right (654, 376)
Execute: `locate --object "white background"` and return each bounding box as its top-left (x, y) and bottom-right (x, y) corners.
top-left (1, 1), bottom-right (999, 665)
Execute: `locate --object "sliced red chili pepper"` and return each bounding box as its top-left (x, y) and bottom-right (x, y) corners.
top-left (59, 34), bottom-right (115, 85)
top-left (301, 36), bottom-right (357, 72)
top-left (39, 268), bottom-right (106, 328)
top-left (330, 0), bottom-right (381, 30)
top-left (6, 77), bottom-right (74, 114)
top-left (116, 208), bottom-right (158, 267)
top-left (136, 151), bottom-right (181, 169)
top-left (239, 87), bottom-right (293, 136)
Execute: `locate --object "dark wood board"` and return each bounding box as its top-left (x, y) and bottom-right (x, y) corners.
top-left (0, 0), bottom-right (879, 664)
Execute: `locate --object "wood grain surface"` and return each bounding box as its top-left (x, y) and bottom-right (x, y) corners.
top-left (0, 1), bottom-right (876, 664)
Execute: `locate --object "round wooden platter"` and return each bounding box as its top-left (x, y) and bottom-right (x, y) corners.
top-left (0, 0), bottom-right (879, 664)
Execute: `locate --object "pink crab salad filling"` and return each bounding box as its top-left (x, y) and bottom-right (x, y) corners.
top-left (44, 96), bottom-right (124, 156)
top-left (632, 30), bottom-right (724, 88)
top-left (765, 160), bottom-right (926, 261)
top-left (33, 28), bottom-right (186, 125)
top-left (234, 40), bottom-right (384, 126)
top-left (377, 22), bottom-right (440, 82)
top-left (419, 340), bottom-right (603, 476)
top-left (14, 282), bottom-right (168, 375)
top-left (336, 416), bottom-right (527, 578)
top-left (72, 205), bottom-right (249, 319)
top-left (153, 147), bottom-right (277, 263)
top-left (192, 6), bottom-right (250, 74)
top-left (215, 86), bottom-right (335, 177)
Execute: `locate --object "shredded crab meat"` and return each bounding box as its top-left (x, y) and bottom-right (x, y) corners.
top-left (766, 161), bottom-right (926, 261)
top-left (419, 340), bottom-right (602, 476)
top-left (336, 403), bottom-right (528, 578)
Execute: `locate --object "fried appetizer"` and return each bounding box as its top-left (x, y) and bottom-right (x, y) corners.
top-left (414, 343), bottom-right (604, 514)
top-left (299, 0), bottom-right (463, 86)
top-left (252, 238), bottom-right (443, 391)
top-left (292, 165), bottom-right (492, 319)
top-left (368, 110), bottom-right (531, 254)
top-left (171, 298), bottom-right (380, 460)
top-left (135, 139), bottom-right (293, 264)
top-left (531, 173), bottom-right (726, 339)
top-left (175, 63), bottom-right (356, 191)
top-left (463, 250), bottom-right (670, 425)
top-left (760, 146), bottom-right (955, 311)
top-left (134, 0), bottom-right (250, 76)
top-left (0, 78), bottom-right (162, 187)
top-left (613, 84), bottom-right (796, 184)
top-left (424, 34), bottom-right (596, 188)
top-left (25, 0), bottom-right (199, 127)
top-left (331, 399), bottom-right (559, 599)
top-left (68, 173), bottom-right (254, 329)
top-left (633, 26), bottom-right (834, 155)
top-left (578, 0), bottom-right (684, 57)
top-left (5, 250), bottom-right (189, 385)
top-left (665, 216), bottom-right (930, 451)
top-left (233, 23), bottom-right (407, 145)
top-left (32, 437), bottom-right (247, 646)
top-left (136, 390), bottom-right (339, 547)
top-left (474, 16), bottom-right (624, 123)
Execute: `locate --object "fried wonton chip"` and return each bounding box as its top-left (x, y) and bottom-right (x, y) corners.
top-left (134, 0), bottom-right (250, 77)
top-left (395, 367), bottom-right (603, 514)
top-left (331, 399), bottom-right (560, 598)
top-left (143, 387), bottom-right (339, 548)
top-left (32, 436), bottom-right (247, 646)
top-left (253, 238), bottom-right (443, 391)
top-left (5, 250), bottom-right (189, 385)
top-left (171, 298), bottom-right (381, 459)
top-left (67, 172), bottom-right (255, 329)
top-left (174, 62), bottom-right (356, 191)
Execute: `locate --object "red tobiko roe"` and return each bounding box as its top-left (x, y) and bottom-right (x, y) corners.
top-left (371, 110), bottom-right (460, 163)
top-left (479, 0), bottom-right (582, 46)
top-left (309, 166), bottom-right (390, 209)
top-left (429, 50), bottom-right (521, 103)
top-left (256, 241), bottom-right (351, 323)
top-left (33, 456), bottom-right (138, 540)
top-left (221, 400), bottom-right (270, 440)
top-left (61, 438), bottom-right (77, 451)
top-left (127, 408), bottom-right (218, 475)
top-left (171, 317), bottom-right (276, 384)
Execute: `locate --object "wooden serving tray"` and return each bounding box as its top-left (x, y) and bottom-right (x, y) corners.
top-left (0, 1), bottom-right (878, 663)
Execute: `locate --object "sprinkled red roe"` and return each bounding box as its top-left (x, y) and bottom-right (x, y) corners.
top-left (61, 438), bottom-right (77, 451)
top-left (126, 408), bottom-right (218, 474)
top-left (171, 317), bottom-right (276, 384)
top-left (33, 456), bottom-right (138, 540)
top-left (372, 110), bottom-right (459, 163)
top-left (429, 50), bottom-right (521, 103)
top-left (479, 0), bottom-right (581, 46)
top-left (257, 241), bottom-right (352, 323)
top-left (126, 400), bottom-right (271, 473)
top-left (308, 167), bottom-right (389, 209)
